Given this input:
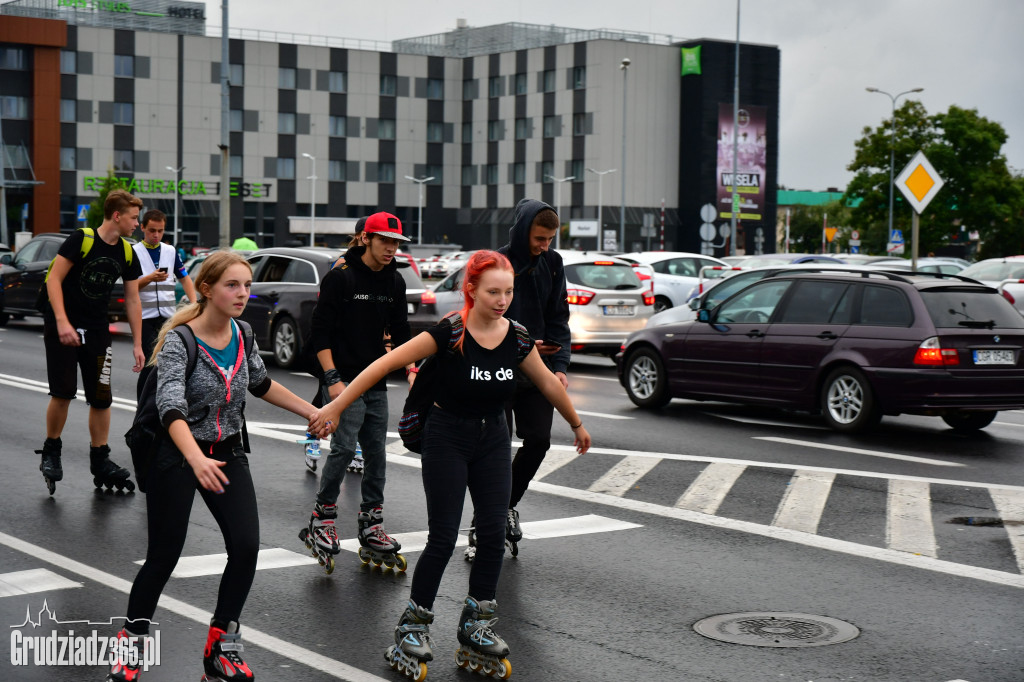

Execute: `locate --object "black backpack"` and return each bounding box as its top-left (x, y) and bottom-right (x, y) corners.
top-left (398, 314), bottom-right (463, 454)
top-left (125, 320), bottom-right (254, 492)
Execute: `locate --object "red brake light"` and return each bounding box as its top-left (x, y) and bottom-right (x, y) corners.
top-left (1002, 289), bottom-right (1016, 305)
top-left (421, 290), bottom-right (437, 305)
top-left (593, 260), bottom-right (615, 266)
top-left (643, 291), bottom-right (655, 306)
top-left (913, 337), bottom-right (960, 366)
top-left (566, 288), bottom-right (595, 305)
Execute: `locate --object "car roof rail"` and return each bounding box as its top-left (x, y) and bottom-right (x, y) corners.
top-left (766, 265), bottom-right (911, 281)
top-left (873, 269), bottom-right (981, 284)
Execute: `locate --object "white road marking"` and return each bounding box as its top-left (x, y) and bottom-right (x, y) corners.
top-left (755, 436), bottom-right (965, 467)
top-left (704, 412), bottom-right (830, 430)
top-left (772, 470), bottom-right (836, 535)
top-left (675, 462), bottom-right (746, 514)
top-left (571, 374), bottom-right (622, 383)
top-left (988, 488), bottom-right (1024, 574)
top-left (518, 514), bottom-right (641, 539)
top-left (133, 548), bottom-right (317, 578)
top-left (573, 409), bottom-right (635, 420)
top-left (0, 532), bottom-right (389, 681)
top-left (0, 568), bottom-right (81, 597)
top-left (588, 456), bottom-right (661, 496)
top-left (532, 449), bottom-right (581, 480)
top-left (886, 480), bottom-right (937, 558)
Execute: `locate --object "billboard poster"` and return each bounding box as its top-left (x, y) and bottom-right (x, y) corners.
top-left (716, 103), bottom-right (767, 221)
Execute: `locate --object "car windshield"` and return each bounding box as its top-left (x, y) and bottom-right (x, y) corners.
top-left (960, 261), bottom-right (1024, 281)
top-left (565, 262), bottom-right (642, 290)
top-left (920, 288), bottom-right (1024, 329)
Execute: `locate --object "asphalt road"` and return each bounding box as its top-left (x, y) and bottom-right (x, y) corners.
top-left (0, 318), bottom-right (1021, 681)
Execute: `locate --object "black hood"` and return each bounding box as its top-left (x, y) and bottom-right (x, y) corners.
top-left (342, 244), bottom-right (399, 275)
top-left (506, 198), bottom-right (556, 270)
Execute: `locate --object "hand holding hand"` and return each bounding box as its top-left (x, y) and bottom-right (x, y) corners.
top-left (309, 407), bottom-right (340, 437)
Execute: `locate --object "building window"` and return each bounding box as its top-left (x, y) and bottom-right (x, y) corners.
top-left (570, 159), bottom-right (584, 179)
top-left (60, 147), bottom-right (76, 170)
top-left (514, 73), bottom-right (527, 95)
top-left (60, 50), bottom-right (76, 74)
top-left (377, 119), bottom-right (396, 140)
top-left (426, 78), bottom-right (443, 99)
top-left (114, 150), bottom-right (133, 172)
top-left (0, 96), bottom-right (29, 119)
top-left (488, 120), bottom-right (502, 141)
top-left (512, 162), bottom-right (525, 184)
top-left (0, 47), bottom-right (27, 70)
top-left (328, 159), bottom-right (346, 181)
top-left (542, 69), bottom-right (556, 92)
top-left (277, 157), bottom-right (295, 179)
top-left (543, 115), bottom-right (558, 138)
top-left (279, 67), bottom-right (296, 89)
top-left (461, 165), bottom-right (476, 186)
top-left (485, 164), bottom-right (498, 185)
top-left (488, 76), bottom-right (501, 98)
top-left (230, 155), bottom-right (243, 176)
top-left (114, 55), bottom-right (134, 77)
top-left (378, 162), bottom-right (395, 183)
top-left (462, 122), bottom-right (472, 143)
top-left (61, 99), bottom-right (76, 123)
top-left (573, 112), bottom-right (587, 136)
top-left (229, 63), bottom-right (244, 85)
top-left (427, 121), bottom-right (444, 143)
top-left (4, 145), bottom-right (29, 168)
top-left (380, 74), bottom-right (397, 96)
top-left (572, 66), bottom-right (586, 89)
top-left (278, 112), bottom-right (296, 134)
top-left (540, 160), bottom-right (554, 183)
top-left (329, 116), bottom-right (346, 137)
top-left (514, 118), bottom-right (529, 140)
top-left (229, 109), bottom-right (243, 132)
top-left (462, 79), bottom-right (475, 100)
top-left (113, 102), bottom-right (133, 125)
top-left (328, 71), bottom-right (346, 93)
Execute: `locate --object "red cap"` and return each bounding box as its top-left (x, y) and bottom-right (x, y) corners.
top-left (363, 212), bottom-right (410, 242)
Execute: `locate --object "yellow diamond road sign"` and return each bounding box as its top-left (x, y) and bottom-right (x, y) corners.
top-left (895, 151), bottom-right (944, 214)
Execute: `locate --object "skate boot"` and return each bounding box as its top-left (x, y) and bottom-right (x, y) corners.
top-left (300, 432), bottom-right (321, 473)
top-left (505, 509), bottom-right (522, 557)
top-left (90, 444), bottom-right (136, 493)
top-left (298, 502), bottom-right (341, 574)
top-left (36, 437), bottom-right (63, 496)
top-left (384, 599), bottom-right (434, 681)
top-left (357, 506), bottom-right (407, 571)
top-left (455, 596), bottom-right (511, 679)
top-left (105, 628), bottom-right (143, 682)
top-left (463, 524), bottom-right (477, 562)
top-left (346, 443), bottom-right (364, 474)
top-left (202, 621), bottom-right (253, 681)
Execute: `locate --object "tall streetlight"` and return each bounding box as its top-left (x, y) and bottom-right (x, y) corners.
top-left (586, 168), bottom-right (616, 250)
top-left (619, 57), bottom-right (630, 253)
top-left (866, 87), bottom-right (924, 246)
top-left (165, 165), bottom-right (185, 246)
top-left (545, 174), bottom-right (575, 250)
top-left (301, 153), bottom-right (316, 246)
top-left (404, 174), bottom-right (435, 245)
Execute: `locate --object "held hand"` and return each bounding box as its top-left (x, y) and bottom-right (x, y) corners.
top-left (572, 425), bottom-right (592, 455)
top-left (190, 456), bottom-right (229, 493)
top-left (132, 345), bottom-right (146, 372)
top-left (309, 406), bottom-right (341, 437)
top-left (57, 321), bottom-right (81, 346)
top-left (555, 371), bottom-right (568, 389)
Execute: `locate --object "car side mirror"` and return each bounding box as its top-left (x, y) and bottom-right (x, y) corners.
top-left (0, 254), bottom-right (10, 266)
top-left (697, 309), bottom-right (711, 323)
top-left (688, 297), bottom-right (700, 311)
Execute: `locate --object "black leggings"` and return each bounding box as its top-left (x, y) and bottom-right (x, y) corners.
top-left (125, 442), bottom-right (259, 634)
top-left (411, 407), bottom-right (511, 609)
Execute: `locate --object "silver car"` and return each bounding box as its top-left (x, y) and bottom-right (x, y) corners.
top-left (959, 257), bottom-right (1024, 314)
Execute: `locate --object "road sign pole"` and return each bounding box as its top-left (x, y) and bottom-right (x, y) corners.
top-left (911, 211), bottom-right (919, 271)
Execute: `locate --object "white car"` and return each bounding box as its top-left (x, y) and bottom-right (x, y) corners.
top-left (620, 251), bottom-right (729, 312)
top-left (959, 257), bottom-right (1024, 314)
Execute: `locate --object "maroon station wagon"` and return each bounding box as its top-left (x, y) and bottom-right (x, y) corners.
top-left (616, 270), bottom-right (1024, 433)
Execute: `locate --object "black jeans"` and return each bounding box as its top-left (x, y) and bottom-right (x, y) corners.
top-left (411, 407), bottom-right (511, 609)
top-left (505, 382), bottom-right (555, 509)
top-left (125, 439), bottom-right (259, 634)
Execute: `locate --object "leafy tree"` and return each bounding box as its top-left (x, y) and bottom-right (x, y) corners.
top-left (784, 201), bottom-right (852, 254)
top-left (85, 169), bottom-right (121, 229)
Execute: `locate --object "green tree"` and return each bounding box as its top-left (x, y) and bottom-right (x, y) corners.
top-left (85, 170), bottom-right (121, 229)
top-left (785, 201), bottom-right (852, 254)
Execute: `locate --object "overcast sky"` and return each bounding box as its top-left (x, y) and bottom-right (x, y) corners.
top-left (216, 0), bottom-right (1023, 191)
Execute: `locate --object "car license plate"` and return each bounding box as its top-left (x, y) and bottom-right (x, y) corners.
top-left (603, 305), bottom-right (634, 316)
top-left (973, 349), bottom-right (1014, 365)
top-left (407, 303), bottom-right (415, 314)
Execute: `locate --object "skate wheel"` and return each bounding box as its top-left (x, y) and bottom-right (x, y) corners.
top-left (455, 649), bottom-right (469, 669)
top-left (508, 541), bottom-right (518, 558)
top-left (93, 477), bottom-right (102, 488)
top-left (413, 661), bottom-right (427, 681)
top-left (316, 553), bottom-right (326, 566)
top-left (124, 480), bottom-right (136, 492)
top-left (358, 547), bottom-right (371, 565)
top-left (497, 658), bottom-right (512, 679)
top-left (382, 556), bottom-right (395, 570)
top-left (468, 659), bottom-right (480, 672)
top-left (395, 554), bottom-right (408, 572)
top-left (325, 555), bottom-right (335, 574)
top-left (45, 478), bottom-right (55, 495)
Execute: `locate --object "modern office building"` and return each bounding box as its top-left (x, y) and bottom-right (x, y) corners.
top-left (0, 0), bottom-right (779, 255)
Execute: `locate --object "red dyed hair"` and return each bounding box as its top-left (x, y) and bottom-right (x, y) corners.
top-left (454, 250), bottom-right (514, 351)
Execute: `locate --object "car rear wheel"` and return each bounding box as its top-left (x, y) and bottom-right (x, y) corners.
top-left (272, 316), bottom-right (300, 368)
top-left (821, 366), bottom-right (880, 433)
top-left (654, 296), bottom-right (672, 313)
top-left (624, 348), bottom-right (671, 408)
top-left (941, 411), bottom-right (997, 432)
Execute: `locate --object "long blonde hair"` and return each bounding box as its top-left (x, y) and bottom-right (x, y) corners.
top-left (146, 251), bottom-right (253, 366)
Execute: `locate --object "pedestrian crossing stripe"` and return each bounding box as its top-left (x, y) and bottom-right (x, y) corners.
top-left (0, 569), bottom-right (81, 598)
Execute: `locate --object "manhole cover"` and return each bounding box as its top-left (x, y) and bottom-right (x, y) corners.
top-left (693, 612), bottom-right (859, 648)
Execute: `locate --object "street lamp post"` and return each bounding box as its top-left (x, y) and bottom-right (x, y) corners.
top-left (545, 174), bottom-right (575, 250)
top-left (301, 153), bottom-right (316, 247)
top-left (866, 86), bottom-right (924, 246)
top-left (586, 168), bottom-right (616, 250)
top-left (165, 165), bottom-right (185, 246)
top-left (404, 175), bottom-right (435, 245)
top-left (619, 57), bottom-right (630, 254)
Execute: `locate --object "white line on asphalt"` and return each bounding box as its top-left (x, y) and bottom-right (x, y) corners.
top-left (772, 470), bottom-right (836, 535)
top-left (702, 412), bottom-right (830, 430)
top-left (0, 532), bottom-right (389, 681)
top-left (0, 568), bottom-right (81, 598)
top-left (675, 462), bottom-right (746, 514)
top-left (571, 374), bottom-right (622, 383)
top-left (886, 480), bottom-right (937, 558)
top-left (588, 456), bottom-right (661, 496)
top-left (574, 409), bottom-right (635, 420)
top-left (988, 489), bottom-right (1024, 574)
top-left (133, 548), bottom-right (317, 578)
top-left (532, 449), bottom-right (581, 480)
top-left (754, 436), bottom-right (965, 467)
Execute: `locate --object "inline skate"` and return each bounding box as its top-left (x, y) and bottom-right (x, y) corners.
top-left (357, 506), bottom-right (407, 571)
top-left (202, 621), bottom-right (253, 681)
top-left (298, 502), bottom-right (341, 574)
top-left (298, 432), bottom-right (321, 473)
top-left (36, 437), bottom-right (62, 495)
top-left (505, 509), bottom-right (522, 558)
top-left (346, 442), bottom-right (364, 474)
top-left (90, 444), bottom-right (136, 493)
top-left (384, 599), bottom-right (433, 681)
top-left (463, 525), bottom-right (477, 562)
top-left (455, 596), bottom-right (511, 679)
top-left (105, 628), bottom-right (142, 682)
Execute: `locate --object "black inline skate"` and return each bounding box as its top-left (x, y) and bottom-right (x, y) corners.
top-left (357, 506), bottom-right (407, 571)
top-left (105, 628), bottom-right (143, 682)
top-left (463, 524), bottom-right (477, 562)
top-left (505, 509), bottom-right (522, 558)
top-left (202, 620), bottom-right (253, 681)
top-left (36, 437), bottom-right (63, 495)
top-left (384, 599), bottom-right (433, 681)
top-left (90, 444), bottom-right (136, 493)
top-left (455, 596), bottom-right (511, 679)
top-left (298, 502), bottom-right (341, 574)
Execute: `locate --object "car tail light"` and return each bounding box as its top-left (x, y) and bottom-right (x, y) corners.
top-left (593, 260), bottom-right (615, 265)
top-left (913, 336), bottom-right (960, 366)
top-left (566, 288), bottom-right (595, 305)
top-left (1002, 289), bottom-right (1016, 305)
top-left (642, 291), bottom-right (655, 306)
top-left (571, 344), bottom-right (586, 352)
top-left (421, 290), bottom-right (436, 305)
